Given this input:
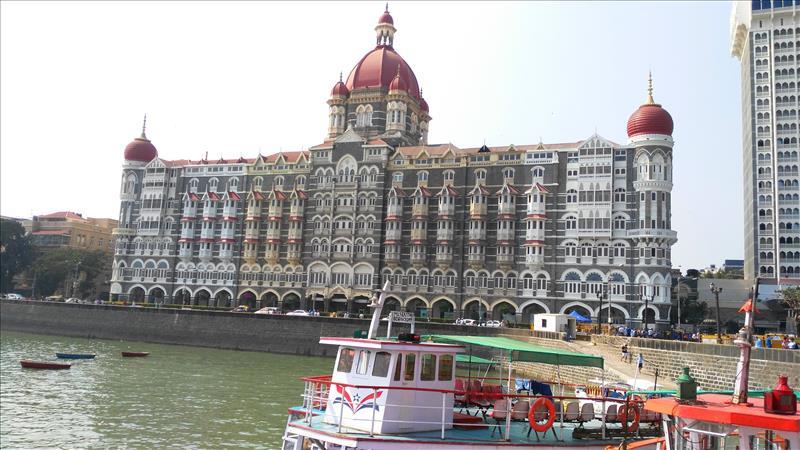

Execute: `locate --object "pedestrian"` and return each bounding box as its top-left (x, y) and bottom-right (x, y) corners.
top-left (788, 337), bottom-right (798, 350)
top-left (782, 335), bottom-right (790, 349)
top-left (636, 353), bottom-right (644, 371)
top-left (620, 343), bottom-right (629, 362)
top-left (755, 336), bottom-right (764, 348)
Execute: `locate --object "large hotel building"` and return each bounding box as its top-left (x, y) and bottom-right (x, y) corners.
top-left (111, 8), bottom-right (677, 327)
top-left (731, 0), bottom-right (800, 282)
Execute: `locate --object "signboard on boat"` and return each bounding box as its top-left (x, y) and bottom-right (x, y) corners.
top-left (387, 311), bottom-right (415, 336)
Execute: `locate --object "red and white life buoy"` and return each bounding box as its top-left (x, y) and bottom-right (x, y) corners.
top-left (527, 397), bottom-right (556, 432)
top-left (618, 402), bottom-right (640, 433)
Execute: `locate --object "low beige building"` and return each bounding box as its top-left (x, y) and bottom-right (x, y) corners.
top-left (24, 211), bottom-right (117, 254)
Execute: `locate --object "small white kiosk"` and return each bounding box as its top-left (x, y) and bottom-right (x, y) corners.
top-left (532, 313), bottom-right (576, 337)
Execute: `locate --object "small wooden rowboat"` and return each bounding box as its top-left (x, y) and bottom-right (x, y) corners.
top-left (56, 353), bottom-right (96, 359)
top-left (121, 351), bottom-right (149, 357)
top-left (20, 360), bottom-right (71, 370)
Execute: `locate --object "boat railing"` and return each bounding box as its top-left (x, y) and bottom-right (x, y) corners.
top-left (298, 375), bottom-right (658, 441)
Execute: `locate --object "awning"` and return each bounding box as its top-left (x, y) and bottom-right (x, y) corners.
top-left (431, 335), bottom-right (603, 369)
top-left (455, 354), bottom-right (497, 366)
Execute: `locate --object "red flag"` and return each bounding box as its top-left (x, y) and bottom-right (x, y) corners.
top-left (738, 298), bottom-right (757, 313)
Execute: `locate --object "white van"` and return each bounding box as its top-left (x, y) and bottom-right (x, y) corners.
top-left (5, 293), bottom-right (24, 300)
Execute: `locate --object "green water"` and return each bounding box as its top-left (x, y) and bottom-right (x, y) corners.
top-left (0, 331), bottom-right (332, 449)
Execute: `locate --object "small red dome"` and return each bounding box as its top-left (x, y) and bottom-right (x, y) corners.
top-left (124, 136), bottom-right (158, 162)
top-left (419, 96), bottom-right (429, 113)
top-left (388, 71), bottom-right (407, 92)
top-left (346, 45), bottom-right (420, 99)
top-left (626, 103), bottom-right (674, 138)
top-left (330, 80), bottom-right (349, 97)
top-left (378, 10), bottom-right (394, 25)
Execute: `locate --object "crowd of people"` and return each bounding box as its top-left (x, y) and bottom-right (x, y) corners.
top-left (613, 325), bottom-right (702, 342)
top-left (755, 335), bottom-right (798, 349)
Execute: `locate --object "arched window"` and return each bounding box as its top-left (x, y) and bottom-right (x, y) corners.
top-left (502, 167), bottom-right (514, 181)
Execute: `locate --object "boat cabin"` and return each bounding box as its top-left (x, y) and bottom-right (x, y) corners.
top-left (321, 336), bottom-right (464, 434)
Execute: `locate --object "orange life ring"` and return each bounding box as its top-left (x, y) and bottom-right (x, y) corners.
top-left (527, 397), bottom-right (556, 432)
top-left (618, 403), bottom-right (640, 433)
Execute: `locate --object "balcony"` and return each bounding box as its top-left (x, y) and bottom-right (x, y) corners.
top-left (289, 206), bottom-right (304, 219)
top-left (288, 229), bottom-right (303, 241)
top-left (220, 229), bottom-right (235, 241)
top-left (527, 203), bottom-right (545, 216)
top-left (243, 248), bottom-right (258, 262)
top-left (525, 254), bottom-right (544, 265)
top-left (266, 229), bottom-right (281, 241)
top-left (182, 206), bottom-right (197, 218)
top-left (438, 204), bottom-right (454, 217)
top-left (179, 247), bottom-right (192, 259)
top-left (268, 206), bottom-right (282, 220)
top-left (468, 253), bottom-right (484, 262)
top-left (411, 204), bottom-right (428, 218)
top-left (222, 206), bottom-right (237, 219)
top-left (219, 248), bottom-right (233, 260)
top-left (410, 229), bottom-right (426, 241)
top-left (468, 229), bottom-right (486, 241)
top-left (526, 229), bottom-right (544, 241)
top-left (199, 248), bottom-right (213, 260)
top-left (437, 229), bottom-right (453, 241)
top-left (626, 228), bottom-right (677, 240)
top-left (410, 252), bottom-right (426, 264)
top-left (496, 254), bottom-right (514, 265)
top-left (469, 203), bottom-right (487, 217)
top-left (496, 230), bottom-right (515, 241)
top-left (387, 204), bottom-right (402, 218)
top-left (385, 252), bottom-right (400, 263)
top-left (497, 203), bottom-right (515, 217)
top-left (202, 207), bottom-right (217, 220)
top-left (435, 253), bottom-right (451, 264)
top-left (265, 251), bottom-right (279, 263)
top-left (287, 251), bottom-right (301, 263)
top-left (112, 228), bottom-right (136, 237)
top-left (200, 229), bottom-right (214, 241)
top-left (385, 229), bottom-right (401, 241)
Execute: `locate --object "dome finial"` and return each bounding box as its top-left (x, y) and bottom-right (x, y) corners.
top-left (339, 71), bottom-right (343, 82)
top-left (385, 2), bottom-right (389, 12)
top-left (141, 114), bottom-right (148, 139)
top-left (646, 71), bottom-right (655, 104)
top-left (376, 4), bottom-right (396, 45)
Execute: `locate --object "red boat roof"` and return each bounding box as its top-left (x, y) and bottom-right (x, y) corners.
top-left (645, 394), bottom-right (800, 432)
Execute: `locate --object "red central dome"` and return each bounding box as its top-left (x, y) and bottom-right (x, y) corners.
top-left (124, 135), bottom-right (158, 162)
top-left (346, 45), bottom-right (420, 99)
top-left (626, 103), bottom-right (674, 138)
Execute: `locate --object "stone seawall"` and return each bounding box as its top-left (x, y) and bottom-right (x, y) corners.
top-left (0, 300), bottom-right (526, 357)
top-left (591, 335), bottom-right (800, 391)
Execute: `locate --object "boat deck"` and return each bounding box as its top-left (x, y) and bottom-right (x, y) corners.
top-left (287, 406), bottom-right (657, 447)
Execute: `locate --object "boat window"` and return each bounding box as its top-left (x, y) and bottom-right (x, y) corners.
top-left (420, 354), bottom-right (436, 381)
top-left (372, 351), bottom-right (391, 377)
top-left (356, 350), bottom-right (371, 375)
top-left (337, 348), bottom-right (355, 373)
top-left (393, 354), bottom-right (403, 381)
top-left (404, 353), bottom-right (416, 381)
top-left (438, 354), bottom-right (453, 381)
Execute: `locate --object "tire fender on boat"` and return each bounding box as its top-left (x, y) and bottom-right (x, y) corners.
top-left (528, 397), bottom-right (556, 432)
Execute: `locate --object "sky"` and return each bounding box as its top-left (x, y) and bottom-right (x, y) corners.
top-left (0, 1), bottom-right (742, 271)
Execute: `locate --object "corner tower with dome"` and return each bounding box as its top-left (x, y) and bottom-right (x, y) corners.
top-left (109, 6), bottom-right (678, 331)
top-left (327, 7), bottom-right (430, 147)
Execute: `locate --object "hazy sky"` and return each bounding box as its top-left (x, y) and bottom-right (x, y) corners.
top-left (0, 1), bottom-right (741, 271)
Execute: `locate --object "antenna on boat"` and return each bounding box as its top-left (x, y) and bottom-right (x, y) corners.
top-left (732, 277), bottom-right (759, 405)
top-left (367, 281), bottom-right (391, 339)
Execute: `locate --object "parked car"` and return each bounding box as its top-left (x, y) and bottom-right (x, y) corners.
top-left (5, 293), bottom-right (24, 300)
top-left (286, 310), bottom-right (311, 316)
top-left (65, 298), bottom-right (83, 304)
top-left (485, 320), bottom-right (503, 328)
top-left (254, 307), bottom-right (281, 315)
top-left (454, 318), bottom-right (476, 326)
top-left (232, 305), bottom-right (250, 313)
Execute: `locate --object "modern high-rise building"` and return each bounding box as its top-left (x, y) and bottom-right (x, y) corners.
top-left (731, 0), bottom-right (800, 282)
top-left (110, 7), bottom-right (677, 327)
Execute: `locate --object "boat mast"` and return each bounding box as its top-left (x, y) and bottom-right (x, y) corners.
top-left (731, 278), bottom-right (759, 405)
top-left (367, 281), bottom-right (391, 339)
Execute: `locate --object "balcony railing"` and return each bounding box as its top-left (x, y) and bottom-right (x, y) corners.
top-left (437, 230), bottom-right (453, 241)
top-left (468, 230), bottom-right (485, 240)
top-left (410, 229), bottom-right (426, 241)
top-left (496, 230), bottom-right (515, 241)
top-left (469, 204), bottom-right (487, 217)
top-left (411, 204), bottom-right (428, 217)
top-left (385, 229), bottom-right (401, 241)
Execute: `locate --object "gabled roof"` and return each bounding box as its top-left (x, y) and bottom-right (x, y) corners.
top-left (226, 191), bottom-right (241, 201)
top-left (248, 190), bottom-right (265, 201)
top-left (269, 189), bottom-right (286, 201)
top-left (204, 191), bottom-right (221, 201)
top-left (393, 143), bottom-right (460, 158)
top-left (496, 183), bottom-right (522, 196)
top-left (436, 185), bottom-right (460, 197)
top-left (525, 183), bottom-right (551, 194)
top-left (32, 229), bottom-right (71, 236)
top-left (577, 134), bottom-right (620, 149)
top-left (184, 192), bottom-right (201, 201)
top-left (334, 126), bottom-right (364, 144)
top-left (290, 189), bottom-right (308, 200)
top-left (37, 211), bottom-right (84, 220)
top-left (468, 185), bottom-right (490, 196)
top-left (387, 186), bottom-right (406, 197)
top-left (412, 186), bottom-right (432, 198)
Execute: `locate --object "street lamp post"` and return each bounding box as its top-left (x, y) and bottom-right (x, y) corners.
top-left (710, 283), bottom-right (723, 343)
top-left (596, 290), bottom-right (607, 334)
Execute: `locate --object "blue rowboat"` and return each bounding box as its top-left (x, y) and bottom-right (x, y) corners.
top-left (55, 353), bottom-right (96, 359)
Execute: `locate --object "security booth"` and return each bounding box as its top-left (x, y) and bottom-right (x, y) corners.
top-left (532, 313), bottom-right (576, 338)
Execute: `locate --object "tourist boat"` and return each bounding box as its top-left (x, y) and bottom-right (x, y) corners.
top-left (281, 282), bottom-right (659, 450)
top-left (20, 360), bottom-right (71, 370)
top-left (121, 351), bottom-right (149, 357)
top-left (635, 282), bottom-right (799, 450)
top-left (55, 352), bottom-right (96, 359)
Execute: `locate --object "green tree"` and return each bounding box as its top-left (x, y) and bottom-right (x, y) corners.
top-left (0, 219), bottom-right (35, 292)
top-left (681, 298), bottom-right (709, 325)
top-left (779, 286), bottom-right (800, 334)
top-left (33, 248), bottom-right (111, 298)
